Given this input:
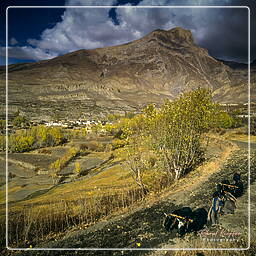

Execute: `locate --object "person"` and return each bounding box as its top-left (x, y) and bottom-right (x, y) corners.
top-left (216, 183), bottom-right (225, 214)
top-left (217, 181), bottom-right (237, 215)
top-left (232, 173), bottom-right (244, 198)
top-left (208, 191), bottom-right (221, 226)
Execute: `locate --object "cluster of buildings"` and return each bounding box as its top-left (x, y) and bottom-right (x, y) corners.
top-left (42, 119), bottom-right (111, 134)
top-left (44, 120), bottom-right (104, 128)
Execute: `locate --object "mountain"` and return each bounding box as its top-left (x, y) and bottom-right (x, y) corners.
top-left (0, 27), bottom-right (254, 120)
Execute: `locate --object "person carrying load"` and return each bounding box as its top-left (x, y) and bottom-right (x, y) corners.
top-left (232, 173), bottom-right (244, 198)
top-left (208, 191), bottom-right (221, 226)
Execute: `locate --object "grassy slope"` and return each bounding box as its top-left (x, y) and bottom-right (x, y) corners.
top-left (4, 135), bottom-right (238, 253)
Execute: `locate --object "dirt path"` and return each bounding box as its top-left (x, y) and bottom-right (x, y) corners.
top-left (9, 139), bottom-right (255, 256)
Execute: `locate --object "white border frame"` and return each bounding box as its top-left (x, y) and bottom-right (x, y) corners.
top-left (5, 5), bottom-right (251, 252)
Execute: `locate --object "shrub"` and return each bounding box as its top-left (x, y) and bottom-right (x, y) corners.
top-left (12, 115), bottom-right (29, 128)
top-left (217, 111), bottom-right (235, 129)
top-left (74, 162), bottom-right (81, 175)
top-left (111, 138), bottom-right (127, 150)
top-left (49, 147), bottom-right (80, 174)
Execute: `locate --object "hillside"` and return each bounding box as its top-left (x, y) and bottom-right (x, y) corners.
top-left (6, 137), bottom-right (255, 255)
top-left (0, 27), bottom-right (254, 120)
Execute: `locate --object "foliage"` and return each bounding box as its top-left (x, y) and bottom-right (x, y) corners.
top-left (2, 125), bottom-right (66, 153)
top-left (124, 111), bottom-right (136, 119)
top-left (49, 146), bottom-right (80, 177)
top-left (105, 118), bottom-right (130, 138)
top-left (12, 115), bottom-right (29, 128)
top-left (91, 123), bottom-right (103, 135)
top-left (74, 162), bottom-right (81, 175)
top-left (111, 138), bottom-right (127, 150)
top-left (216, 109), bottom-right (243, 129)
top-left (228, 109), bottom-right (243, 128)
top-left (217, 111), bottom-right (234, 129)
top-left (9, 134), bottom-right (34, 152)
top-left (106, 113), bottom-right (122, 122)
top-left (67, 128), bottom-right (87, 139)
top-left (123, 88), bottom-right (218, 189)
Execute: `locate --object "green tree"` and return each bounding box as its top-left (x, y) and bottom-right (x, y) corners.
top-left (9, 134), bottom-right (34, 152)
top-left (124, 88), bottom-right (217, 183)
top-left (229, 109), bottom-right (243, 128)
top-left (149, 89), bottom-right (217, 180)
top-left (217, 111), bottom-right (234, 129)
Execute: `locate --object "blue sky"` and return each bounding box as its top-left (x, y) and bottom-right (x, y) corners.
top-left (0, 0), bottom-right (255, 65)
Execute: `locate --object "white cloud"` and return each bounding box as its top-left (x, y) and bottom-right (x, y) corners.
top-left (0, 0), bottom-right (251, 62)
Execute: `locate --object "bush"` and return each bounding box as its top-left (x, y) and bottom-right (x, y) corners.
top-left (49, 147), bottom-right (80, 174)
top-left (217, 111), bottom-right (235, 129)
top-left (12, 115), bottom-right (29, 128)
top-left (111, 138), bottom-right (127, 150)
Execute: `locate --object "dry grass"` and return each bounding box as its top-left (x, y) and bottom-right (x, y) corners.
top-left (7, 186), bottom-right (145, 247)
top-left (222, 128), bottom-right (256, 143)
top-left (1, 133), bottom-right (239, 248)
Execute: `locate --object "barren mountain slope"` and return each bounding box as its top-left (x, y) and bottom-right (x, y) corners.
top-left (0, 27), bottom-right (252, 120)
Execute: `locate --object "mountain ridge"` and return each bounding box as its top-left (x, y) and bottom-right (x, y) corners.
top-left (0, 27), bottom-right (254, 120)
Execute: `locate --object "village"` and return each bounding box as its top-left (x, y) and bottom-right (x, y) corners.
top-left (4, 118), bottom-right (112, 134)
top-left (0, 101), bottom-right (255, 137)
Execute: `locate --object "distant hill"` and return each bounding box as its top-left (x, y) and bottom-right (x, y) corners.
top-left (216, 58), bottom-right (256, 70)
top-left (0, 27), bottom-right (254, 120)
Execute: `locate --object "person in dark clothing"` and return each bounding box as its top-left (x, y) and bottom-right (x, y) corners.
top-left (216, 183), bottom-right (225, 214)
top-left (232, 173), bottom-right (244, 198)
top-left (216, 180), bottom-right (237, 214)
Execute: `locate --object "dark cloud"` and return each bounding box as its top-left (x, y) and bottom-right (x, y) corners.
top-left (1, 0), bottom-right (254, 63)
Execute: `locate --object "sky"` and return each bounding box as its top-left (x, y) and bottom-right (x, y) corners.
top-left (0, 0), bottom-right (255, 65)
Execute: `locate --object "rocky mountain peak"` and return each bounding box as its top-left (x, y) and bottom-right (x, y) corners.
top-left (146, 27), bottom-right (194, 46)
